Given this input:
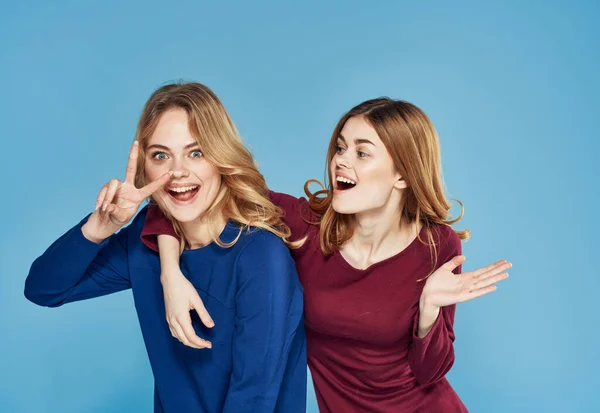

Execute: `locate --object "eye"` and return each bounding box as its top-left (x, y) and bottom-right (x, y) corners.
top-left (190, 150), bottom-right (203, 158)
top-left (358, 151), bottom-right (369, 158)
top-left (151, 151), bottom-right (168, 161)
top-left (336, 145), bottom-right (346, 154)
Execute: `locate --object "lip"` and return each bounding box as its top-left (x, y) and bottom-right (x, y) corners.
top-left (335, 172), bottom-right (357, 182)
top-left (167, 183), bottom-right (199, 190)
top-left (165, 185), bottom-right (200, 206)
top-left (332, 171), bottom-right (358, 194)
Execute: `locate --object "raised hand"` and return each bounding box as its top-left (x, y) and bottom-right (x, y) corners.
top-left (83, 141), bottom-right (171, 242)
top-left (421, 256), bottom-right (511, 309)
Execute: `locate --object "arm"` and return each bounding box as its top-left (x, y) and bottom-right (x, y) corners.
top-left (408, 229), bottom-right (511, 385)
top-left (142, 193), bottom-right (312, 350)
top-left (141, 191), bottom-right (314, 250)
top-left (24, 214), bottom-right (131, 307)
top-left (158, 234), bottom-right (213, 349)
top-left (268, 190), bottom-right (313, 243)
top-left (408, 293), bottom-right (459, 386)
top-left (25, 141), bottom-right (171, 307)
top-left (223, 234), bottom-right (304, 412)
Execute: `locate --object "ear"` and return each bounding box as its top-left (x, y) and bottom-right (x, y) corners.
top-left (394, 176), bottom-right (408, 190)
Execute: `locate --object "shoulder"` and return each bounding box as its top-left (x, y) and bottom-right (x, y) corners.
top-left (430, 223), bottom-right (462, 256)
top-left (233, 227), bottom-right (297, 282)
top-left (270, 191), bottom-right (317, 222)
top-left (236, 226), bottom-right (291, 258)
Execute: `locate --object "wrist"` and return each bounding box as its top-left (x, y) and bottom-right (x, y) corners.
top-left (160, 269), bottom-right (185, 283)
top-left (417, 304), bottom-right (440, 338)
top-left (81, 215), bottom-right (112, 243)
top-left (419, 293), bottom-right (440, 313)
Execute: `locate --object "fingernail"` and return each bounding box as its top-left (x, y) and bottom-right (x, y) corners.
top-left (208, 320), bottom-right (214, 327)
top-left (102, 201), bottom-right (108, 211)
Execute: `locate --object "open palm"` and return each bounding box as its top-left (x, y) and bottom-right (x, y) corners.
top-left (422, 256), bottom-right (511, 308)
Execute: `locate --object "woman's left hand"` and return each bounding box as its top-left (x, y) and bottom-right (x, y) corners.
top-left (421, 256), bottom-right (511, 309)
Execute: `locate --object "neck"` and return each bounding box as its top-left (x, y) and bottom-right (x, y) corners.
top-left (351, 204), bottom-right (403, 253)
top-left (344, 193), bottom-right (419, 266)
top-left (180, 213), bottom-right (227, 249)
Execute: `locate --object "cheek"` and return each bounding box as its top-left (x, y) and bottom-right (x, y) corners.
top-left (329, 158), bottom-right (337, 176)
top-left (144, 164), bottom-right (160, 182)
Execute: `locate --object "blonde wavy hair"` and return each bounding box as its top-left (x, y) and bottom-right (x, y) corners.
top-left (134, 81), bottom-right (300, 251)
top-left (306, 98), bottom-right (469, 274)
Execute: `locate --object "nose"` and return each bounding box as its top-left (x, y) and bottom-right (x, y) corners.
top-left (170, 157), bottom-right (190, 178)
top-left (334, 152), bottom-right (351, 170)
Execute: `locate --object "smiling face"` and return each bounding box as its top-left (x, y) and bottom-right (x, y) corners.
top-left (329, 115), bottom-right (406, 215)
top-left (144, 108), bottom-right (222, 223)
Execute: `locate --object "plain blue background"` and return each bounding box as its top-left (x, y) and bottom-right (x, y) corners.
top-left (1, 1), bottom-right (598, 412)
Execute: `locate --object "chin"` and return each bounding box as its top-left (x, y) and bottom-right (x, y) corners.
top-left (155, 196), bottom-right (202, 223)
top-left (168, 209), bottom-right (202, 223)
top-left (331, 198), bottom-right (359, 215)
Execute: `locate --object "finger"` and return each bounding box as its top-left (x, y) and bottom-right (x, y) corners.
top-left (102, 179), bottom-right (121, 211)
top-left (192, 296), bottom-right (215, 329)
top-left (441, 255), bottom-right (466, 272)
top-left (105, 204), bottom-right (128, 224)
top-left (95, 185), bottom-right (108, 211)
top-left (465, 284), bottom-right (497, 301)
top-left (165, 316), bottom-right (177, 338)
top-left (124, 141), bottom-right (139, 185)
top-left (469, 260), bottom-right (510, 278)
top-left (179, 315), bottom-right (212, 349)
top-left (472, 272), bottom-right (509, 290)
top-left (171, 321), bottom-right (199, 348)
top-left (469, 262), bottom-right (512, 282)
top-left (138, 172), bottom-right (172, 199)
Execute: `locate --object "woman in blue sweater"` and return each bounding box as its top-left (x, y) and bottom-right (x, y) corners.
top-left (24, 82), bottom-right (307, 413)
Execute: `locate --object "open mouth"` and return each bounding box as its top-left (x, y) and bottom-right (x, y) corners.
top-left (335, 176), bottom-right (357, 191)
top-left (167, 185), bottom-right (199, 203)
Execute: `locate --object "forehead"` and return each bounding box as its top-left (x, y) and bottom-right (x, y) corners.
top-left (339, 116), bottom-right (382, 145)
top-left (148, 108), bottom-right (197, 147)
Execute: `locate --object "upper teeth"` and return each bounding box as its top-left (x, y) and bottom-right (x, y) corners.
top-left (336, 176), bottom-right (356, 185)
top-left (170, 185), bottom-right (198, 193)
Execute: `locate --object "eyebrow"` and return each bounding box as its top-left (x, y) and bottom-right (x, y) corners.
top-left (338, 134), bottom-right (375, 146)
top-left (147, 142), bottom-right (200, 151)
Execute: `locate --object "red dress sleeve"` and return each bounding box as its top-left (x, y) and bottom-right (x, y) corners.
top-left (268, 191), bottom-right (316, 243)
top-left (407, 226), bottom-right (462, 386)
top-left (140, 191), bottom-right (318, 252)
top-left (140, 204), bottom-right (177, 251)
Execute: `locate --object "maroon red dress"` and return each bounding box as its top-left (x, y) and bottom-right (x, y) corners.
top-left (141, 192), bottom-right (469, 413)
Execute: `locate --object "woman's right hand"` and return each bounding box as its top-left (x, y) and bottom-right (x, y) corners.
top-left (82, 141), bottom-right (171, 243)
top-left (162, 267), bottom-right (214, 349)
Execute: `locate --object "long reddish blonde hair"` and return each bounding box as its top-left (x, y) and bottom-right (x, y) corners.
top-left (306, 98), bottom-right (469, 271)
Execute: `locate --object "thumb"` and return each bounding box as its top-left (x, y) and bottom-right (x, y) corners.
top-left (139, 172), bottom-right (172, 199)
top-left (441, 255), bottom-right (466, 272)
top-left (192, 295), bottom-right (214, 328)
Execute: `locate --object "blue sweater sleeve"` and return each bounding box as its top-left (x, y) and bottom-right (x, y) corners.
top-left (222, 232), bottom-right (304, 412)
top-left (24, 216), bottom-right (131, 307)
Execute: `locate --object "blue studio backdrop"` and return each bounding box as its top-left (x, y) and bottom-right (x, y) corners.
top-left (1, 1), bottom-right (598, 412)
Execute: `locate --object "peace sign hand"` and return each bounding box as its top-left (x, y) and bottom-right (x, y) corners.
top-left (82, 141), bottom-right (172, 243)
top-left (420, 256), bottom-right (511, 309)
